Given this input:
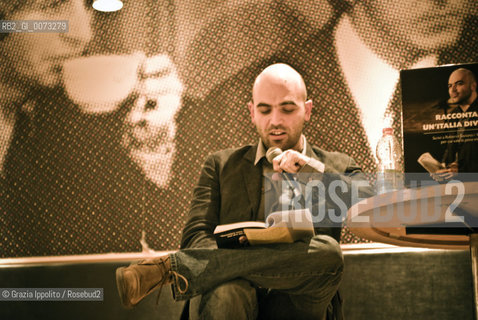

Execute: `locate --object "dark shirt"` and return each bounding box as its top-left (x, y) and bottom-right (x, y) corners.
top-left (442, 97), bottom-right (478, 173)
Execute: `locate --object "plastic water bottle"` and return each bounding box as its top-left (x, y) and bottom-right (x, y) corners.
top-left (376, 127), bottom-right (404, 194)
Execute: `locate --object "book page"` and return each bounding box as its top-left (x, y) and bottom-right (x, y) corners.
top-left (244, 227), bottom-right (293, 245)
top-left (417, 152), bottom-right (444, 173)
top-left (266, 209), bottom-right (314, 230)
top-left (245, 209), bottom-right (315, 245)
top-left (214, 221), bottom-right (265, 234)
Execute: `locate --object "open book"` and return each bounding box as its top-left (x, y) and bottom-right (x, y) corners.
top-left (213, 209), bottom-right (314, 248)
top-left (417, 152), bottom-right (445, 173)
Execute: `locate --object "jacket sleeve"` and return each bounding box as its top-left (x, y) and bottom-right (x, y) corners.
top-left (302, 152), bottom-right (375, 240)
top-left (302, 149), bottom-right (375, 208)
top-left (180, 154), bottom-right (221, 249)
top-left (323, 155), bottom-right (375, 210)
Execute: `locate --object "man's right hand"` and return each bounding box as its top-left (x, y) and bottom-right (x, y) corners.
top-left (272, 149), bottom-right (312, 173)
top-left (430, 162), bottom-right (458, 182)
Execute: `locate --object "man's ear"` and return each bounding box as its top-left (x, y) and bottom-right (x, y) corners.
top-left (247, 101), bottom-right (255, 124)
top-left (304, 99), bottom-right (313, 121)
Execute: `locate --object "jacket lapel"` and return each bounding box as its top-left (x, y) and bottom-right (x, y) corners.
top-left (241, 144), bottom-right (262, 220)
top-left (305, 140), bottom-right (321, 162)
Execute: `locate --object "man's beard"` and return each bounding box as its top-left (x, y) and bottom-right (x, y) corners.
top-left (261, 133), bottom-right (302, 151)
top-left (448, 90), bottom-right (473, 106)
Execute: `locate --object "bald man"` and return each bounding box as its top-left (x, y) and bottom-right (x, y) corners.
top-left (448, 68), bottom-right (477, 109)
top-left (433, 68), bottom-right (478, 181)
top-left (116, 64), bottom-right (373, 319)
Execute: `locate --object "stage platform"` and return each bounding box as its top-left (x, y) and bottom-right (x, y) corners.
top-left (0, 244), bottom-right (473, 320)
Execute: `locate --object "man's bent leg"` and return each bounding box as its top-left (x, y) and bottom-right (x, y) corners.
top-left (258, 289), bottom-right (328, 320)
top-left (189, 279), bottom-right (258, 320)
top-left (246, 235), bottom-right (342, 318)
top-left (171, 234), bottom-right (343, 319)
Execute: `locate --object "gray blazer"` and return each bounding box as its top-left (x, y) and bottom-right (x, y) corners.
top-left (180, 142), bottom-right (373, 249)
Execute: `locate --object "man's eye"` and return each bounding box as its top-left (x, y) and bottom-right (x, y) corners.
top-left (282, 105), bottom-right (297, 113)
top-left (258, 108), bottom-right (270, 114)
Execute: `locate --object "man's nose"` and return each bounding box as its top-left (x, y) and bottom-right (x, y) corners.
top-left (269, 109), bottom-right (283, 126)
top-left (61, 1), bottom-right (93, 49)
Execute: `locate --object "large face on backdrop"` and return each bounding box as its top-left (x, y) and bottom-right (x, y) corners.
top-left (355, 0), bottom-right (468, 51)
top-left (1, 1), bottom-right (93, 88)
top-left (0, 0), bottom-right (477, 257)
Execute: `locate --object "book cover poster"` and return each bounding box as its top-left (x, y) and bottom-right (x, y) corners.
top-left (401, 63), bottom-right (478, 173)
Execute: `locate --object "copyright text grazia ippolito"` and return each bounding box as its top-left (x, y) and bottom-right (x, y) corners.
top-left (0, 288), bottom-right (103, 301)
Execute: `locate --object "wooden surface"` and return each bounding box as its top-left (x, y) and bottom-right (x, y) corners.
top-left (347, 181), bottom-right (478, 250)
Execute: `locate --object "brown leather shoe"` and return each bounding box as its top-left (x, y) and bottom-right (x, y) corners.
top-left (116, 255), bottom-right (186, 308)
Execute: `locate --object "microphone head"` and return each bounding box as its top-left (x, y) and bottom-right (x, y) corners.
top-left (266, 147), bottom-right (282, 163)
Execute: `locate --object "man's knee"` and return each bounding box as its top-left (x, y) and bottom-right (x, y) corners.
top-left (190, 279), bottom-right (258, 320)
top-left (209, 279), bottom-right (257, 305)
top-left (308, 235), bottom-right (344, 274)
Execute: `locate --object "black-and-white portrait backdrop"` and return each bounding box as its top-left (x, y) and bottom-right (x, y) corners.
top-left (1, 0), bottom-right (477, 257)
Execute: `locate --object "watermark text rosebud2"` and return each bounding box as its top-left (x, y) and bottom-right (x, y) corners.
top-left (0, 288), bottom-right (103, 301)
top-left (264, 172), bottom-right (476, 228)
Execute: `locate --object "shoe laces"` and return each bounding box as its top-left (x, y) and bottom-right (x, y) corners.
top-left (154, 257), bottom-right (189, 305)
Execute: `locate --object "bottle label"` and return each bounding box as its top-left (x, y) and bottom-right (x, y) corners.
top-left (376, 170), bottom-right (404, 194)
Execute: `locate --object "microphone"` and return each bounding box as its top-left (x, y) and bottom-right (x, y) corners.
top-left (265, 147), bottom-right (302, 199)
top-left (265, 147), bottom-right (282, 164)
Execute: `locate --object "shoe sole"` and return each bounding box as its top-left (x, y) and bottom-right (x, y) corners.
top-left (116, 267), bottom-right (134, 309)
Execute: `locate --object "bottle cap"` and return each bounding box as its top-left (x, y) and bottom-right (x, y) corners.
top-left (382, 127), bottom-right (393, 135)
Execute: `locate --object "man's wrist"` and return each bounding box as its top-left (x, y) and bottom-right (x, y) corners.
top-left (300, 157), bottom-right (325, 173)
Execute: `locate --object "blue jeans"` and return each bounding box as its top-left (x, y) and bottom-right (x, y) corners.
top-left (170, 235), bottom-right (343, 319)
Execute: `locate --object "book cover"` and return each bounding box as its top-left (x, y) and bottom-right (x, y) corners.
top-left (213, 209), bottom-right (314, 248)
top-left (213, 221), bottom-right (266, 249)
top-left (400, 63), bottom-right (478, 176)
